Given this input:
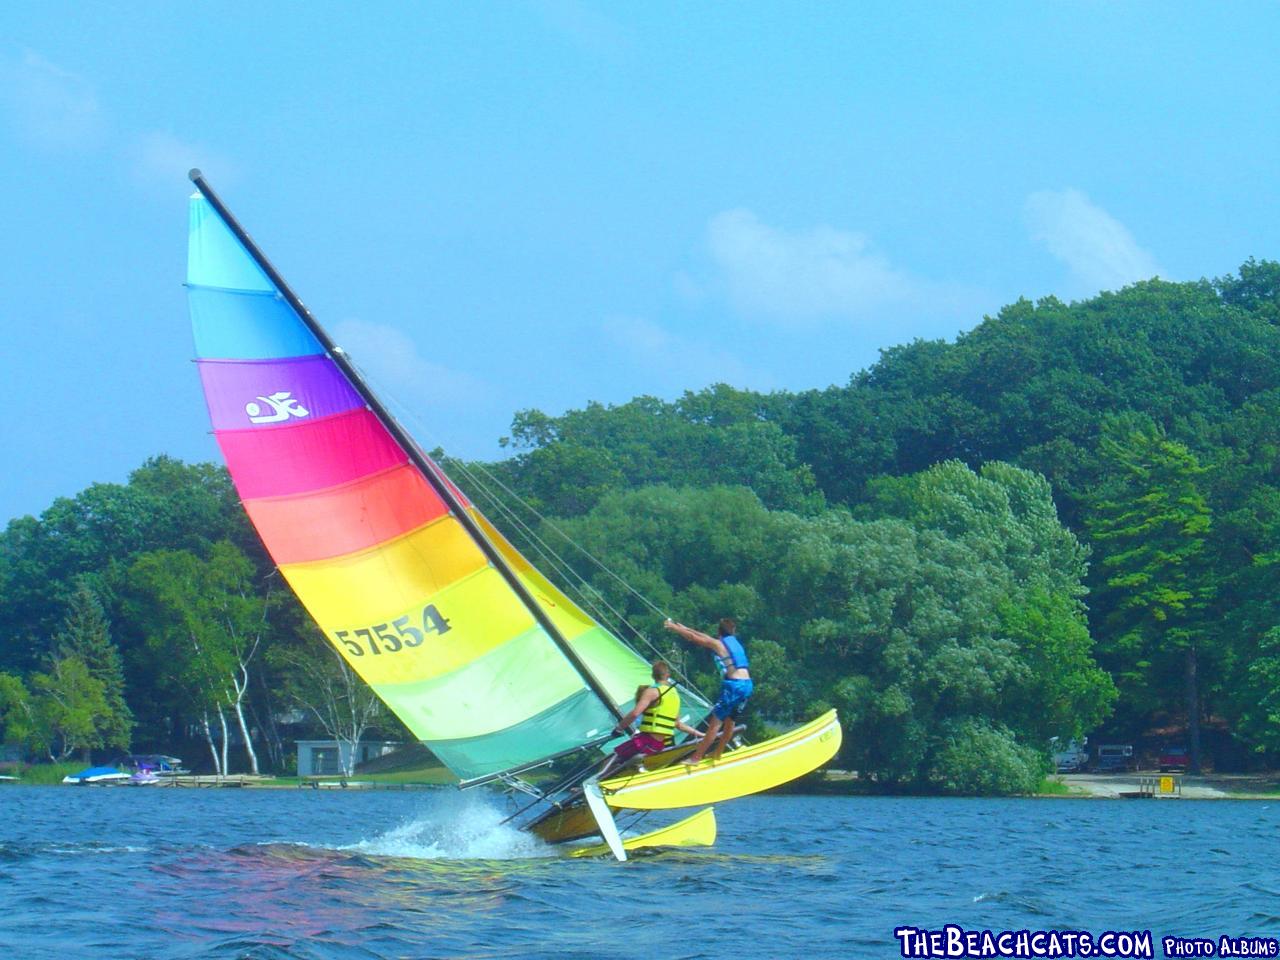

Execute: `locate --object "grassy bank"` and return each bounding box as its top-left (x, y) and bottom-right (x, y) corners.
top-left (0, 757), bottom-right (457, 790)
top-left (1035, 776), bottom-right (1087, 797)
top-left (4, 761), bottom-right (84, 785)
top-left (770, 770), bottom-right (1094, 798)
top-left (257, 765), bottom-right (456, 789)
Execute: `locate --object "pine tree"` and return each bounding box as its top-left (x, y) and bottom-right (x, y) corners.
top-left (1088, 424), bottom-right (1213, 773)
top-left (55, 580), bottom-right (133, 752)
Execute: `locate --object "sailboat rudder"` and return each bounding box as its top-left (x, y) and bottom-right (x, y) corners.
top-left (583, 779), bottom-right (627, 861)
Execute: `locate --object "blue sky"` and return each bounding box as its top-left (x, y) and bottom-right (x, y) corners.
top-left (2, 2), bottom-right (1277, 523)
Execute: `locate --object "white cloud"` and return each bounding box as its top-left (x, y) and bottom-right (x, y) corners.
top-left (3, 51), bottom-right (105, 149)
top-left (332, 317), bottom-right (486, 427)
top-left (128, 130), bottom-right (233, 188)
top-left (707, 208), bottom-right (916, 322)
top-left (1025, 188), bottom-right (1161, 293)
top-left (602, 315), bottom-right (759, 389)
top-left (3, 51), bottom-right (237, 190)
top-left (333, 319), bottom-right (485, 413)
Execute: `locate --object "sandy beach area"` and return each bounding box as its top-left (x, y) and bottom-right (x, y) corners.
top-left (1059, 771), bottom-right (1280, 799)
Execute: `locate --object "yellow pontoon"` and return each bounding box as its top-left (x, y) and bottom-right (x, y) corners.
top-left (601, 710), bottom-right (842, 810)
top-left (567, 807), bottom-right (717, 858)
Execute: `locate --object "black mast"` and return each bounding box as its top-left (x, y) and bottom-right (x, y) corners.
top-left (188, 169), bottom-right (624, 726)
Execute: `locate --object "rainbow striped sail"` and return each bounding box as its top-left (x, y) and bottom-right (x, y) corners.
top-left (186, 178), bottom-right (654, 782)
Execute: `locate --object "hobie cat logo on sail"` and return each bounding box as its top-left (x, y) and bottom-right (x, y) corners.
top-left (245, 391), bottom-right (310, 424)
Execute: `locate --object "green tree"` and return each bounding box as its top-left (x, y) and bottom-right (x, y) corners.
top-left (53, 580), bottom-right (132, 751)
top-left (270, 631), bottom-right (386, 778)
top-left (29, 656), bottom-right (111, 761)
top-left (483, 391), bottom-right (821, 518)
top-left (0, 673), bottom-right (38, 753)
top-left (1087, 424), bottom-right (1214, 771)
top-left (931, 718), bottom-right (1045, 795)
top-left (0, 456), bottom-right (255, 686)
top-left (533, 461), bottom-right (1111, 793)
top-left (1239, 628), bottom-right (1280, 753)
top-left (123, 543), bottom-right (271, 775)
top-left (1215, 257), bottom-right (1280, 325)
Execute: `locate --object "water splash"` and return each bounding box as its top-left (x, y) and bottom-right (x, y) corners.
top-left (343, 792), bottom-right (554, 861)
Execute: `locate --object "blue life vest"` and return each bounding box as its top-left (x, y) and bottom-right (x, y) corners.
top-left (717, 634), bottom-right (750, 676)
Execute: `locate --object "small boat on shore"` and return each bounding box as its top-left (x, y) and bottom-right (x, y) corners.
top-left (115, 754), bottom-right (188, 778)
top-left (62, 766), bottom-right (131, 785)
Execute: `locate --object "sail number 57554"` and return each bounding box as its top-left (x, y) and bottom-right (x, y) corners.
top-left (334, 605), bottom-right (451, 656)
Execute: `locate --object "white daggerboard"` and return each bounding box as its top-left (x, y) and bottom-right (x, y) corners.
top-left (583, 778), bottom-right (627, 862)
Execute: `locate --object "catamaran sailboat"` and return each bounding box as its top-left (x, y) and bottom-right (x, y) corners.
top-left (184, 171), bottom-right (841, 860)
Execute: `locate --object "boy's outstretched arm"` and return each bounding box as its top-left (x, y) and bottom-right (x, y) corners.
top-left (663, 619), bottom-right (719, 650)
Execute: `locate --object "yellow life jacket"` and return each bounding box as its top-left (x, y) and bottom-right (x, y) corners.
top-left (638, 684), bottom-right (681, 741)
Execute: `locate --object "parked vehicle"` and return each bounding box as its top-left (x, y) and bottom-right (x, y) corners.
top-left (1158, 746), bottom-right (1189, 772)
top-left (1092, 744), bottom-right (1136, 773)
top-left (1052, 739), bottom-right (1089, 773)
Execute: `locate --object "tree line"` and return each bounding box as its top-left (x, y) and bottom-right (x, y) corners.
top-left (0, 458), bottom-right (387, 775)
top-left (481, 259), bottom-right (1280, 779)
top-left (2, 259), bottom-right (1278, 791)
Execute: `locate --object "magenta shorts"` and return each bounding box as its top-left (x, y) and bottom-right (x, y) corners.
top-left (613, 732), bottom-right (667, 762)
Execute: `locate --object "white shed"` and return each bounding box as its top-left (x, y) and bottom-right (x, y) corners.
top-left (296, 740), bottom-right (402, 777)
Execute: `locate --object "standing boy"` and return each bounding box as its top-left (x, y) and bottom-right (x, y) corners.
top-left (663, 617), bottom-right (752, 764)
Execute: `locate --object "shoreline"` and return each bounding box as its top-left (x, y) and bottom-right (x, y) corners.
top-left (1048, 771), bottom-right (1280, 800)
top-left (8, 769), bottom-right (1280, 800)
top-left (770, 769), bottom-right (1280, 800)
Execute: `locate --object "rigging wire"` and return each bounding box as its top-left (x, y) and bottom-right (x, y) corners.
top-left (448, 459), bottom-right (649, 641)
top-left (450, 459), bottom-right (672, 623)
top-left (342, 358), bottom-right (708, 704)
top-left (435, 448), bottom-right (706, 696)
top-left (441, 456), bottom-right (709, 705)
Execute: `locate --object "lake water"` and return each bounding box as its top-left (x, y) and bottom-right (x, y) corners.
top-left (1, 785), bottom-right (1277, 959)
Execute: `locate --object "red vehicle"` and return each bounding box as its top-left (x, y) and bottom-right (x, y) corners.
top-left (1158, 746), bottom-right (1189, 772)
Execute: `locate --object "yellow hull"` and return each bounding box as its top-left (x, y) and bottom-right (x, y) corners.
top-left (567, 807), bottom-right (717, 858)
top-left (600, 709), bottom-right (841, 810)
top-left (527, 802), bottom-right (600, 844)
